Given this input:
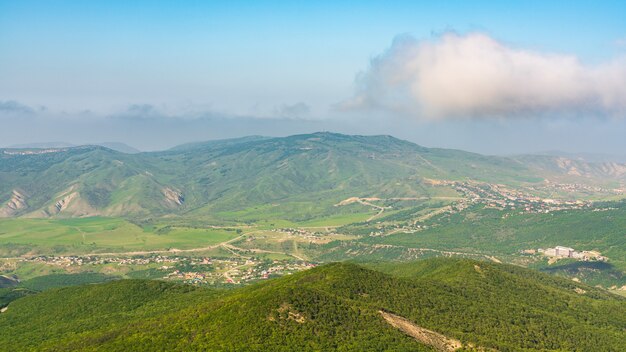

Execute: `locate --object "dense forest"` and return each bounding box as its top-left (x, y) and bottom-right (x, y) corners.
top-left (1, 258), bottom-right (624, 351)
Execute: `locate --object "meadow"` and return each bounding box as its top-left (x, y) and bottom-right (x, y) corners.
top-left (0, 217), bottom-right (241, 255)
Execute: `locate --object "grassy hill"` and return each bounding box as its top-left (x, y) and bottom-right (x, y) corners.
top-left (1, 259), bottom-right (624, 351)
top-left (2, 132), bottom-right (625, 220)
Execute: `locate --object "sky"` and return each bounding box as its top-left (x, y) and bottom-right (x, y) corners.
top-left (1, 0), bottom-right (626, 154)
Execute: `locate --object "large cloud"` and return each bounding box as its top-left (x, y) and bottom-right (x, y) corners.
top-left (341, 32), bottom-right (626, 119)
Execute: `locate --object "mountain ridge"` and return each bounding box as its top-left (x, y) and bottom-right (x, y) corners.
top-left (1, 132), bottom-right (625, 219)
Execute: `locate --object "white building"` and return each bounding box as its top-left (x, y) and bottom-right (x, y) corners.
top-left (555, 246), bottom-right (575, 258)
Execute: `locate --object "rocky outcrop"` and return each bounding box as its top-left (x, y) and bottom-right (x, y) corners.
top-left (0, 190), bottom-right (28, 217)
top-left (28, 186), bottom-right (99, 218)
top-left (162, 188), bottom-right (184, 207)
top-left (380, 310), bottom-right (463, 351)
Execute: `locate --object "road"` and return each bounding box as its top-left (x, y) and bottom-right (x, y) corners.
top-left (81, 234), bottom-right (248, 257)
top-left (336, 196), bottom-right (463, 223)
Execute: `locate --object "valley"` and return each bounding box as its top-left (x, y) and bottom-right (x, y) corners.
top-left (5, 2), bottom-right (626, 349)
top-left (1, 133), bottom-right (625, 296)
top-left (1, 133), bottom-right (625, 350)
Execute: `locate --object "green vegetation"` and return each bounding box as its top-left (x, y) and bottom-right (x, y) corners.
top-left (365, 204), bottom-right (626, 271)
top-left (0, 217), bottom-right (241, 255)
top-left (19, 272), bottom-right (118, 291)
top-left (2, 132), bottom-right (626, 349)
top-left (0, 259), bottom-right (624, 351)
top-left (535, 260), bottom-right (625, 288)
top-left (0, 272), bottom-right (119, 309)
top-left (0, 287), bottom-right (35, 308)
top-left (0, 275), bottom-right (18, 288)
top-left (2, 132), bottom-right (623, 221)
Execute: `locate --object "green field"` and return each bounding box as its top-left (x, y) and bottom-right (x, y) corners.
top-left (0, 217), bottom-right (241, 255)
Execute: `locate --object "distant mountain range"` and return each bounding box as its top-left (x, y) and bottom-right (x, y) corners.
top-left (8, 142), bottom-right (140, 154)
top-left (1, 132), bottom-right (625, 219)
top-left (533, 150), bottom-right (626, 164)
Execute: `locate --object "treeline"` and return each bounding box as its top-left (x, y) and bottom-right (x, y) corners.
top-left (0, 259), bottom-right (624, 351)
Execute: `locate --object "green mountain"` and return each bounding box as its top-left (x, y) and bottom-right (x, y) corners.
top-left (0, 259), bottom-right (624, 351)
top-left (8, 142), bottom-right (140, 153)
top-left (1, 132), bottom-right (624, 220)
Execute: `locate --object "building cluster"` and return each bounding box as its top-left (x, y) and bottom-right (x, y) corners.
top-left (25, 255), bottom-right (184, 267)
top-left (427, 180), bottom-right (600, 213)
top-left (272, 228), bottom-right (333, 240)
top-left (165, 259), bottom-right (316, 285)
top-left (429, 180), bottom-right (592, 214)
top-left (242, 262), bottom-right (316, 281)
top-left (535, 246), bottom-right (606, 261)
top-left (535, 182), bottom-right (624, 196)
top-left (2, 148), bottom-right (68, 155)
top-left (166, 270), bottom-right (207, 283)
top-left (20, 254), bottom-right (318, 286)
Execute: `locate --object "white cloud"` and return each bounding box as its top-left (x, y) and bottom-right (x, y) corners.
top-left (341, 32), bottom-right (626, 119)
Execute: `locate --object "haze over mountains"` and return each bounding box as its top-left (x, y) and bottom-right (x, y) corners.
top-left (8, 142), bottom-right (141, 154)
top-left (2, 132), bottom-right (625, 220)
top-left (3, 2), bottom-right (626, 351)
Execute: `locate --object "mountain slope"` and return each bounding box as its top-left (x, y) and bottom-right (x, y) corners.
top-left (1, 259), bottom-right (624, 351)
top-left (0, 146), bottom-right (182, 218)
top-left (1, 132), bottom-right (625, 219)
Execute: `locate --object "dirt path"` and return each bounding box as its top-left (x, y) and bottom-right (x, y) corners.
top-left (221, 243), bottom-right (248, 258)
top-left (371, 243), bottom-right (498, 262)
top-left (412, 206), bottom-right (451, 225)
top-left (298, 226), bottom-right (339, 230)
top-left (377, 205), bottom-right (452, 236)
top-left (357, 199), bottom-right (387, 221)
top-left (366, 206), bottom-right (386, 222)
top-left (73, 226), bottom-right (86, 242)
top-left (414, 154), bottom-right (447, 175)
top-left (14, 228), bottom-right (307, 261)
top-left (386, 197), bottom-right (463, 201)
top-left (223, 271), bottom-right (234, 283)
top-left (487, 256), bottom-right (502, 263)
top-left (337, 196), bottom-right (462, 223)
top-left (380, 311), bottom-right (462, 351)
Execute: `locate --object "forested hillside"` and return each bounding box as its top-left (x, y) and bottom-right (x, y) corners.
top-left (1, 259), bottom-right (624, 351)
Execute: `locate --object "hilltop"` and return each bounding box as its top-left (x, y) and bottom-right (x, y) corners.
top-left (0, 258), bottom-right (624, 351)
top-left (7, 142), bottom-right (140, 154)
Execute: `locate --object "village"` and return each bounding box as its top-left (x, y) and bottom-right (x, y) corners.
top-left (442, 180), bottom-right (594, 213)
top-left (13, 254), bottom-right (317, 286)
top-left (523, 246), bottom-right (607, 262)
top-left (339, 179), bottom-right (600, 238)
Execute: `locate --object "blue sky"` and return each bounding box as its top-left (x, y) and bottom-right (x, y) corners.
top-left (1, 1), bottom-right (626, 153)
